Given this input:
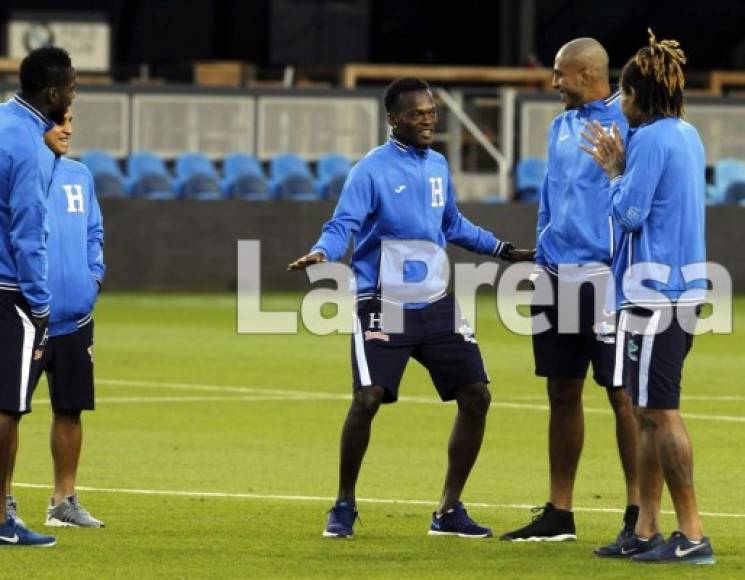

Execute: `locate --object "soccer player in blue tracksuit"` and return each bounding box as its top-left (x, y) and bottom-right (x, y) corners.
top-left (583, 30), bottom-right (713, 564)
top-left (501, 38), bottom-right (640, 548)
top-left (0, 47), bottom-right (75, 548)
top-left (5, 109), bottom-right (106, 529)
top-left (289, 77), bottom-right (533, 539)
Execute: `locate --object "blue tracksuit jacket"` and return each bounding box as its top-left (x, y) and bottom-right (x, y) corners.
top-left (536, 93), bottom-right (628, 275)
top-left (0, 95), bottom-right (55, 316)
top-left (311, 138), bottom-right (503, 307)
top-left (609, 116), bottom-right (707, 308)
top-left (46, 157), bottom-right (105, 336)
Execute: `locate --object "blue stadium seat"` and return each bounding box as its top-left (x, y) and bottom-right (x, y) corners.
top-left (222, 153), bottom-right (272, 201)
top-left (514, 157), bottom-right (546, 203)
top-left (127, 151), bottom-right (175, 200)
top-left (80, 150), bottom-right (127, 198)
top-left (269, 153), bottom-right (319, 201)
top-left (712, 158), bottom-right (745, 205)
top-left (316, 153), bottom-right (352, 199)
top-left (175, 153), bottom-right (223, 201)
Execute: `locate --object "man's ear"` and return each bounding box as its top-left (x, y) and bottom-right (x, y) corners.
top-left (387, 111), bottom-right (397, 129)
top-left (46, 86), bottom-right (59, 105)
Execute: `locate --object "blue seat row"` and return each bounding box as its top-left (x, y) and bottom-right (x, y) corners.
top-left (79, 151), bottom-right (353, 201)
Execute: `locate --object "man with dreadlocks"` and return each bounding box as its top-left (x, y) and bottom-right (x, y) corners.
top-left (582, 30), bottom-right (714, 565)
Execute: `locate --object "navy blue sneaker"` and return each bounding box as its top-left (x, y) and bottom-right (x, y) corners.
top-left (429, 503), bottom-right (492, 538)
top-left (632, 531), bottom-right (715, 565)
top-left (0, 516), bottom-right (56, 547)
top-left (323, 501), bottom-right (358, 538)
top-left (595, 532), bottom-right (664, 557)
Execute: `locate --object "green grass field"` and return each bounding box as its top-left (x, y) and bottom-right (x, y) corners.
top-left (5, 293), bottom-right (744, 579)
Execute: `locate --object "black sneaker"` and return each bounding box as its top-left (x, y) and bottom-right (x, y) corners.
top-left (500, 503), bottom-right (576, 542)
top-left (594, 504), bottom-right (639, 556)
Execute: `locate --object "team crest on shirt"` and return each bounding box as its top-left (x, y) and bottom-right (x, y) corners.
top-left (627, 339), bottom-right (639, 362)
top-left (430, 177), bottom-right (444, 207)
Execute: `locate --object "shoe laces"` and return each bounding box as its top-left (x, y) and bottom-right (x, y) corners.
top-left (327, 504), bottom-right (361, 526)
top-left (439, 503), bottom-right (473, 527)
top-left (530, 504), bottom-right (549, 522)
top-left (66, 495), bottom-right (91, 517)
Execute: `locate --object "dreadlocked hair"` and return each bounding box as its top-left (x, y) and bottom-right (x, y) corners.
top-left (620, 28), bottom-right (686, 118)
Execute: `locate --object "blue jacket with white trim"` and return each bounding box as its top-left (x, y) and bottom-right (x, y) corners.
top-left (0, 95), bottom-right (55, 316)
top-left (311, 139), bottom-right (503, 307)
top-left (46, 157), bottom-right (105, 336)
top-left (609, 116), bottom-right (707, 308)
top-left (536, 94), bottom-right (628, 274)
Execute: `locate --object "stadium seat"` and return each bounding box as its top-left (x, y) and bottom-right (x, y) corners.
top-left (514, 157), bottom-right (546, 203)
top-left (80, 150), bottom-right (127, 198)
top-left (316, 153), bottom-right (352, 199)
top-left (174, 153), bottom-right (224, 201)
top-left (269, 153), bottom-right (319, 201)
top-left (712, 158), bottom-right (745, 205)
top-left (127, 151), bottom-right (175, 200)
top-left (222, 153), bottom-right (272, 201)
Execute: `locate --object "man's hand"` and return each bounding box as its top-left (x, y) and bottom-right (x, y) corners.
top-left (497, 242), bottom-right (536, 263)
top-left (287, 251), bottom-right (326, 271)
top-left (580, 121), bottom-right (626, 179)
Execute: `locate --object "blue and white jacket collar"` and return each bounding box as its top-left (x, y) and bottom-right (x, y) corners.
top-left (389, 136), bottom-right (429, 159)
top-left (10, 93), bottom-right (55, 133)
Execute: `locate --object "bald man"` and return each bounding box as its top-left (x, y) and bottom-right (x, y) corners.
top-left (501, 38), bottom-right (640, 552)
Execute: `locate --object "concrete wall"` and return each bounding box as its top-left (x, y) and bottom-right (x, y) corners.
top-left (100, 200), bottom-right (745, 292)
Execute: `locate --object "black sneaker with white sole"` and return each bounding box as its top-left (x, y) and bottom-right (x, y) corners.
top-left (499, 502), bottom-right (576, 542)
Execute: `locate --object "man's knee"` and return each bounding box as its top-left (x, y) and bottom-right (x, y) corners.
top-left (351, 386), bottom-right (384, 416)
top-left (547, 378), bottom-right (583, 409)
top-left (455, 382), bottom-right (491, 416)
top-left (53, 409), bottom-right (82, 422)
top-left (607, 387), bottom-right (634, 414)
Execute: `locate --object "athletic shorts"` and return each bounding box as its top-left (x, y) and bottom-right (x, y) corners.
top-left (0, 291), bottom-right (48, 414)
top-left (351, 294), bottom-right (489, 404)
top-left (531, 268), bottom-right (617, 388)
top-left (33, 320), bottom-right (95, 412)
top-left (615, 306), bottom-right (698, 410)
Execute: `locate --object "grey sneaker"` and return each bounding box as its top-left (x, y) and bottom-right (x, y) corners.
top-left (45, 495), bottom-right (105, 528)
top-left (5, 495), bottom-right (26, 527)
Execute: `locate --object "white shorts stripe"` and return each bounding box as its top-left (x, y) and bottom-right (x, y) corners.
top-left (14, 306), bottom-right (36, 413)
top-left (613, 310), bottom-right (627, 387)
top-left (353, 317), bottom-right (372, 386)
top-left (638, 310), bottom-right (662, 408)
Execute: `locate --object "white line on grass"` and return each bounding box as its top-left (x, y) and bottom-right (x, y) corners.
top-left (13, 482), bottom-right (745, 519)
top-left (97, 378), bottom-right (745, 422)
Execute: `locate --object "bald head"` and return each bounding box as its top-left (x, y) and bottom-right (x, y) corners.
top-left (552, 37), bottom-right (611, 109)
top-left (557, 38), bottom-right (609, 80)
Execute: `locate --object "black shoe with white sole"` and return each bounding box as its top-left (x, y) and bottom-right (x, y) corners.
top-left (500, 503), bottom-right (576, 542)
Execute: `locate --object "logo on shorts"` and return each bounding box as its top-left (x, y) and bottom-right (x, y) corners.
top-left (627, 339), bottom-right (639, 362)
top-left (88, 344), bottom-right (95, 362)
top-left (364, 330), bottom-right (390, 342)
top-left (458, 323), bottom-right (478, 344)
top-left (33, 349), bottom-right (43, 360)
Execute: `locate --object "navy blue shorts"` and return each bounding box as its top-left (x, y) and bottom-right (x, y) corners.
top-left (616, 306), bottom-right (697, 410)
top-left (351, 295), bottom-right (489, 404)
top-left (531, 269), bottom-right (617, 388)
top-left (33, 320), bottom-right (95, 412)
